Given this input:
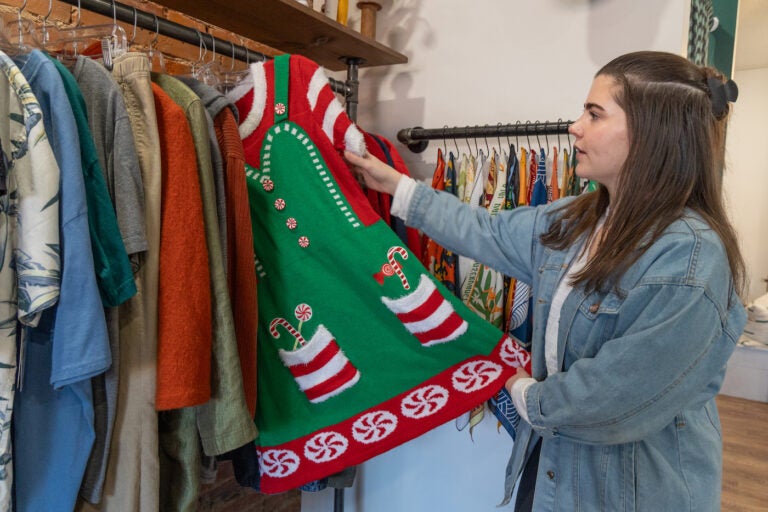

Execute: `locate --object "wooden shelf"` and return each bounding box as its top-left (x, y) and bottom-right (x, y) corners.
top-left (152, 0), bottom-right (408, 71)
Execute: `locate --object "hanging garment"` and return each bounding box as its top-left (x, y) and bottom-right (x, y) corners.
top-left (12, 49), bottom-right (110, 512)
top-left (152, 82), bottom-right (212, 410)
top-left (461, 150), bottom-right (506, 327)
top-left (420, 148), bottom-right (445, 270)
top-left (365, 132), bottom-right (422, 256)
top-left (517, 147), bottom-right (528, 207)
top-left (177, 77), bottom-right (230, 267)
top-left (549, 146), bottom-right (560, 202)
top-left (212, 92), bottom-right (260, 418)
top-left (230, 54), bottom-right (530, 493)
top-left (71, 56), bottom-right (144, 305)
top-left (435, 151), bottom-right (460, 296)
top-left (153, 73), bottom-right (256, 510)
top-left (0, 50), bottom-right (61, 510)
top-left (82, 51), bottom-right (161, 512)
top-left (63, 54), bottom-right (143, 505)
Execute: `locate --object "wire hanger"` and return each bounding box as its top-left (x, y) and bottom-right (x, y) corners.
top-left (147, 13), bottom-right (166, 73)
top-left (441, 125), bottom-right (448, 156)
top-left (50, 0), bottom-right (128, 70)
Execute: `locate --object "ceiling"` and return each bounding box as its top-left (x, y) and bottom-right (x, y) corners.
top-left (734, 0), bottom-right (768, 70)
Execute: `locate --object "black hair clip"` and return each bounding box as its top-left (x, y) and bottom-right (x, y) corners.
top-left (707, 77), bottom-right (738, 117)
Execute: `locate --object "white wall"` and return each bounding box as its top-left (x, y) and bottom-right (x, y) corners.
top-left (723, 66), bottom-right (768, 303)
top-left (303, 1), bottom-right (689, 511)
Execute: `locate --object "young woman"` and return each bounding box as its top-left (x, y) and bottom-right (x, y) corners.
top-left (345, 51), bottom-right (746, 511)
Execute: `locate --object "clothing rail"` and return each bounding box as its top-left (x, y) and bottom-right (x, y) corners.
top-left (397, 120), bottom-right (574, 153)
top-left (56, 0), bottom-right (357, 116)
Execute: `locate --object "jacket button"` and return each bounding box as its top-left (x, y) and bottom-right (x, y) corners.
top-left (588, 303), bottom-right (600, 313)
top-left (546, 470), bottom-right (555, 480)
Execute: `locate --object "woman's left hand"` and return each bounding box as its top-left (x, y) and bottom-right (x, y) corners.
top-left (504, 366), bottom-right (532, 394)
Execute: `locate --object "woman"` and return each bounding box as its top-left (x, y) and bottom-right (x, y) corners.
top-left (345, 51), bottom-right (746, 511)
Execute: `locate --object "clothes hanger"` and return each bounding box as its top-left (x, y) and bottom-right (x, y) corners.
top-left (524, 121), bottom-right (533, 151)
top-left (534, 120), bottom-right (543, 153)
top-left (1, 0), bottom-right (44, 54)
top-left (217, 40), bottom-right (248, 93)
top-left (147, 13), bottom-right (166, 73)
top-left (441, 125), bottom-right (448, 156)
top-left (50, 0), bottom-right (128, 70)
top-left (496, 122), bottom-right (506, 154)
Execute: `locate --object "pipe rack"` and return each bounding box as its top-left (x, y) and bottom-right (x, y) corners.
top-left (56, 0), bottom-right (357, 114)
top-left (397, 120), bottom-right (574, 153)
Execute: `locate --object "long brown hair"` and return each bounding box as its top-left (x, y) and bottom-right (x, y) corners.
top-left (541, 51), bottom-right (745, 296)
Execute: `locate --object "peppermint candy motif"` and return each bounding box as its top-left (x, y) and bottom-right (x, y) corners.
top-left (298, 236), bottom-right (310, 248)
top-left (259, 449), bottom-right (300, 478)
top-left (452, 360), bottom-right (503, 393)
top-left (381, 263), bottom-right (395, 276)
top-left (274, 198), bottom-right (286, 211)
top-left (294, 303), bottom-right (313, 322)
top-left (304, 431), bottom-right (349, 463)
top-left (286, 217), bottom-right (298, 230)
top-left (401, 385), bottom-right (449, 419)
top-left (262, 178), bottom-right (274, 192)
top-left (500, 336), bottom-right (531, 368)
top-left (275, 102), bottom-right (287, 115)
top-left (352, 410), bottom-right (398, 444)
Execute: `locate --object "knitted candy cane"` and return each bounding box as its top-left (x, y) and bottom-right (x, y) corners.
top-left (270, 318), bottom-right (307, 348)
top-left (373, 246), bottom-right (411, 290)
top-left (387, 246), bottom-right (410, 290)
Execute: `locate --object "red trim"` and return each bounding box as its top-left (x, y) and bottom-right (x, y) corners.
top-left (396, 287), bottom-right (443, 324)
top-left (304, 361), bottom-right (359, 402)
top-left (413, 311), bottom-right (465, 345)
top-left (288, 338), bottom-right (340, 377)
top-left (313, 87), bottom-right (335, 117)
top-left (257, 334), bottom-right (520, 493)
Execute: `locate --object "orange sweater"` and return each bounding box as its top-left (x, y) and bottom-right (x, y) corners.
top-left (152, 82), bottom-right (212, 410)
top-left (214, 107), bottom-right (258, 417)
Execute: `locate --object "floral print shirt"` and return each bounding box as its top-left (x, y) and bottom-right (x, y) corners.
top-left (0, 51), bottom-right (61, 509)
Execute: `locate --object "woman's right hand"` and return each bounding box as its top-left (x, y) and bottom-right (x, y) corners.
top-left (344, 150), bottom-right (403, 196)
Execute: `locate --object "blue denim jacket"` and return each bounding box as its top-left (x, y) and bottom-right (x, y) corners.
top-left (406, 184), bottom-right (746, 511)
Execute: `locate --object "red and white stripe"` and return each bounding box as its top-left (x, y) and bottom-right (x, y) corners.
top-left (387, 246), bottom-right (410, 290)
top-left (270, 317), bottom-right (306, 346)
top-left (382, 275), bottom-right (468, 347)
top-left (278, 325), bottom-right (361, 403)
top-left (231, 56), bottom-right (366, 155)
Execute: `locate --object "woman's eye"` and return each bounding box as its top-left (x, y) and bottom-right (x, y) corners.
top-left (588, 111), bottom-right (599, 120)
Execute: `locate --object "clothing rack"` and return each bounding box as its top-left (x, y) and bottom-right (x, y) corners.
top-left (51, 1), bottom-right (360, 509)
top-left (397, 120), bottom-right (574, 153)
top-left (56, 0), bottom-right (359, 119)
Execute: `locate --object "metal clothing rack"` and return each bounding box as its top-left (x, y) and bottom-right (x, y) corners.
top-left (56, 0), bottom-right (360, 119)
top-left (397, 119), bottom-right (574, 153)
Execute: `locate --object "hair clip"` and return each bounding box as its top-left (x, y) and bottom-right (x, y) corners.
top-left (707, 77), bottom-right (738, 117)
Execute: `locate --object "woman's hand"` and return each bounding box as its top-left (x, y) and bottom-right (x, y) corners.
top-left (504, 366), bottom-right (531, 394)
top-left (344, 150), bottom-right (403, 196)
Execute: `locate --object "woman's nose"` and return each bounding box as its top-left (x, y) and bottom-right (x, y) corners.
top-left (568, 118), bottom-right (582, 138)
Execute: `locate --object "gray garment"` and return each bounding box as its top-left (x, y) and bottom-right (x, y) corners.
top-left (177, 77), bottom-right (229, 270)
top-left (72, 55), bottom-right (147, 505)
top-left (73, 56), bottom-right (147, 256)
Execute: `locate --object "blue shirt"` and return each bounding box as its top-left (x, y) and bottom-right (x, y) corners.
top-left (12, 50), bottom-right (111, 512)
top-left (405, 183), bottom-right (746, 512)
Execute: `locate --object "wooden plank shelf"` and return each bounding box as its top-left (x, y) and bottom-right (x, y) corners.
top-left (152, 0), bottom-right (408, 71)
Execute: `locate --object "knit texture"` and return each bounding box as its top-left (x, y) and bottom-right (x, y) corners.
top-left (152, 82), bottom-right (212, 410)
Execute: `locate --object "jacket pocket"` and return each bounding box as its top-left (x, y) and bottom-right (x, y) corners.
top-left (565, 292), bottom-right (622, 361)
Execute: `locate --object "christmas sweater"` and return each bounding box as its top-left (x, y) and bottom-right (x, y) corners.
top-left (230, 54), bottom-right (530, 493)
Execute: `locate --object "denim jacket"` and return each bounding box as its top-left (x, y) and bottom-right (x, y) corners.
top-left (406, 184), bottom-right (746, 511)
